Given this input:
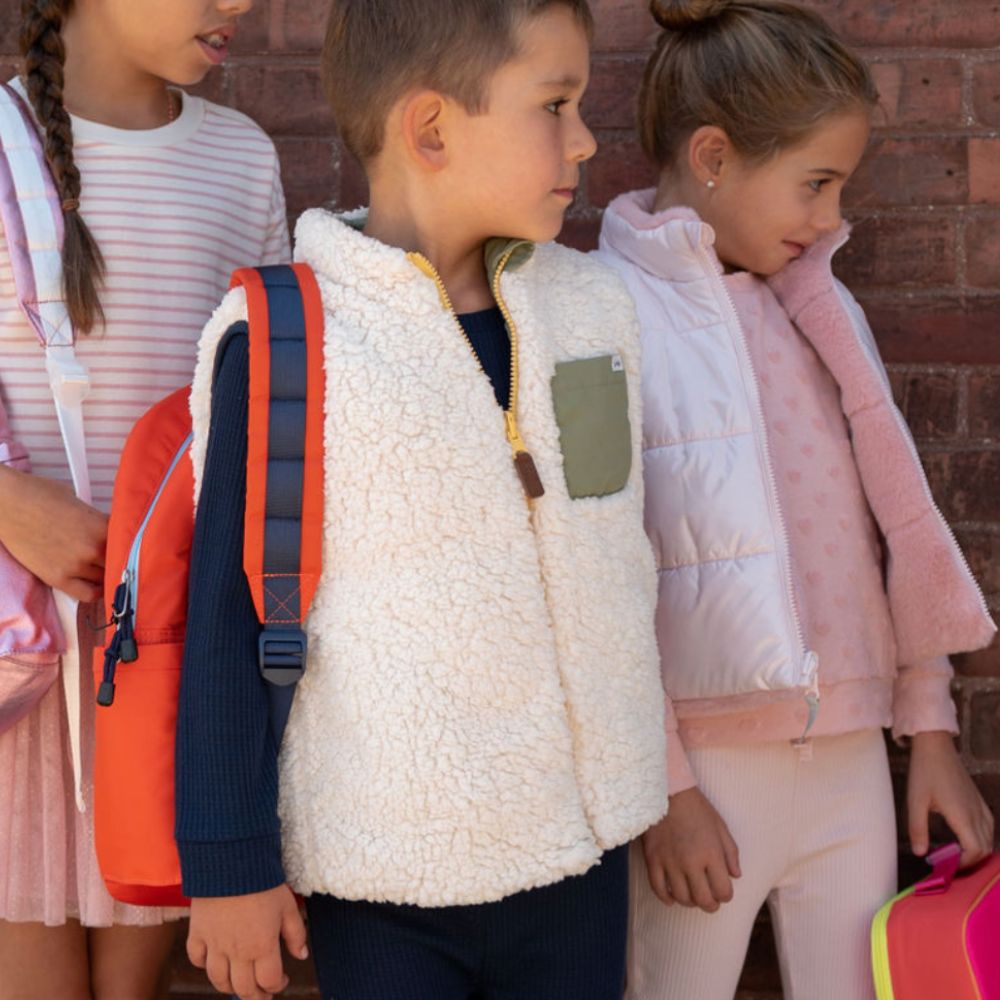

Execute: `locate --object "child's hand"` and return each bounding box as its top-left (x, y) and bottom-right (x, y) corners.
top-left (640, 786), bottom-right (741, 913)
top-left (0, 465), bottom-right (107, 602)
top-left (188, 885), bottom-right (309, 1000)
top-left (907, 730), bottom-right (995, 869)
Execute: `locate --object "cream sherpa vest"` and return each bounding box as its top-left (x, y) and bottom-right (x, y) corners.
top-left (189, 209), bottom-right (668, 906)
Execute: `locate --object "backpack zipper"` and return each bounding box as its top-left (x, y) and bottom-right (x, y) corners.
top-left (96, 432), bottom-right (193, 707)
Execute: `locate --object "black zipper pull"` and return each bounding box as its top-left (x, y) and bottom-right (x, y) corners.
top-left (96, 630), bottom-right (122, 707)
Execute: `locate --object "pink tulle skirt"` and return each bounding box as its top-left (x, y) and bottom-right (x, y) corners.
top-left (0, 609), bottom-right (186, 927)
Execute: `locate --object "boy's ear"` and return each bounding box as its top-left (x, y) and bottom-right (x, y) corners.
top-left (687, 125), bottom-right (733, 188)
top-left (400, 90), bottom-right (449, 171)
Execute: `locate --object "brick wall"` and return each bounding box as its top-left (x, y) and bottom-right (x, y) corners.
top-left (3, 1), bottom-right (1000, 997)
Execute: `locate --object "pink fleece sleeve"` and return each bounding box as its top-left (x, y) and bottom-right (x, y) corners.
top-left (891, 655), bottom-right (959, 739)
top-left (664, 694), bottom-right (697, 794)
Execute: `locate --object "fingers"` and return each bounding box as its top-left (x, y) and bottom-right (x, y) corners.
top-left (645, 854), bottom-right (673, 906)
top-left (664, 862), bottom-right (692, 908)
top-left (705, 859), bottom-right (735, 908)
top-left (954, 808), bottom-right (992, 868)
top-left (63, 576), bottom-right (103, 604)
top-left (908, 795), bottom-right (930, 858)
top-left (252, 949), bottom-right (289, 997)
top-left (205, 952), bottom-right (235, 996)
top-left (187, 932), bottom-right (207, 970)
top-left (721, 826), bottom-right (742, 880)
top-left (280, 901), bottom-right (310, 962)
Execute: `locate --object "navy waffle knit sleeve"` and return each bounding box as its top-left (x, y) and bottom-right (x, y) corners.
top-left (175, 333), bottom-right (285, 897)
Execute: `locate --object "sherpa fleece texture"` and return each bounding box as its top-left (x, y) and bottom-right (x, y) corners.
top-left (187, 209), bottom-right (668, 906)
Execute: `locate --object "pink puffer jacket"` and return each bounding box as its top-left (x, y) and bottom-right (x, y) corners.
top-left (598, 190), bottom-right (995, 791)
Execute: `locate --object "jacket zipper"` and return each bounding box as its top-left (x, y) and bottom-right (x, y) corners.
top-left (408, 250), bottom-right (544, 500)
top-left (701, 247), bottom-right (820, 736)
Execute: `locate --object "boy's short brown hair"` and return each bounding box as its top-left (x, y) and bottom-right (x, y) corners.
top-left (322, 0), bottom-right (594, 163)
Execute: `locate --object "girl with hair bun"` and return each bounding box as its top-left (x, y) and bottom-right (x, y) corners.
top-left (598, 2), bottom-right (995, 997)
top-left (0, 2), bottom-right (289, 996)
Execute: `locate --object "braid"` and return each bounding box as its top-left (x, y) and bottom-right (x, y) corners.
top-left (20, 0), bottom-right (105, 333)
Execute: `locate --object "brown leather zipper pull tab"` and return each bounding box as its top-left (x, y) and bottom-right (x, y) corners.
top-left (514, 451), bottom-right (545, 500)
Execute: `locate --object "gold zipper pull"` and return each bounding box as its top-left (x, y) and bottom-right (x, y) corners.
top-left (505, 412), bottom-right (544, 500)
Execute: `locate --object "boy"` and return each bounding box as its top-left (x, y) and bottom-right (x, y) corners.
top-left (176, 2), bottom-right (668, 998)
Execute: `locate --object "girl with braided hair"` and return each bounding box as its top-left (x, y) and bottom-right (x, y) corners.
top-left (0, 2), bottom-right (288, 995)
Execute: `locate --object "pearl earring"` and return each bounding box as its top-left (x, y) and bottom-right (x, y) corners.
top-left (706, 179), bottom-right (717, 190)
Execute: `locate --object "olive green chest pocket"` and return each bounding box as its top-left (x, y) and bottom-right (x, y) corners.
top-left (550, 353), bottom-right (632, 499)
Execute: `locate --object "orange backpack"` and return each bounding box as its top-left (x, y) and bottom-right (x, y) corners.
top-left (92, 264), bottom-right (326, 906)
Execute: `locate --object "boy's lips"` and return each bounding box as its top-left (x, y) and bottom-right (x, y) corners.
top-left (553, 187), bottom-right (577, 200)
top-left (783, 240), bottom-right (807, 257)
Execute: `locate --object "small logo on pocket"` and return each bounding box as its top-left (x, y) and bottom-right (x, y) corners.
top-left (611, 354), bottom-right (624, 372)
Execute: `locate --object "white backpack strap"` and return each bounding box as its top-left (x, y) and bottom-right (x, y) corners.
top-left (0, 82), bottom-right (89, 810)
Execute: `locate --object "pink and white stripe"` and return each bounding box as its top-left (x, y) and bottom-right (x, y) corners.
top-left (0, 84), bottom-right (290, 512)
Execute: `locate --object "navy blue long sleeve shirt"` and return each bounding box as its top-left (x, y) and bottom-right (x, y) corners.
top-left (175, 306), bottom-right (510, 897)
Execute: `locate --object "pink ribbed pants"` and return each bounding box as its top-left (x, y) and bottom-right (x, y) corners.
top-left (626, 729), bottom-right (898, 1000)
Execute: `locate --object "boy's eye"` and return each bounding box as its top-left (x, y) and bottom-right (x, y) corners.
top-left (808, 178), bottom-right (828, 193)
top-left (545, 98), bottom-right (569, 115)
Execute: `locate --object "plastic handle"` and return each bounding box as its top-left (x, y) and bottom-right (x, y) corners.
top-left (914, 842), bottom-right (961, 896)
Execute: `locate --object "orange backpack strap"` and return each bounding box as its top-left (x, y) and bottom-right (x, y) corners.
top-left (229, 264), bottom-right (326, 741)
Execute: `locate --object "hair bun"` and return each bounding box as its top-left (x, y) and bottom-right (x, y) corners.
top-left (650, 0), bottom-right (732, 29)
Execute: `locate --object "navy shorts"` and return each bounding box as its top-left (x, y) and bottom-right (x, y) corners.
top-left (304, 845), bottom-right (628, 1000)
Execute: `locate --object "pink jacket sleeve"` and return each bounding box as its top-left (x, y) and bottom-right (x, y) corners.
top-left (892, 654), bottom-right (959, 739)
top-left (664, 692), bottom-right (697, 795)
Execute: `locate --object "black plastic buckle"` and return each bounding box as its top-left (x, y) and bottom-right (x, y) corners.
top-left (258, 628), bottom-right (307, 687)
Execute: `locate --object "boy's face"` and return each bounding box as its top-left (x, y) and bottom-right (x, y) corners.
top-left (447, 5), bottom-right (597, 245)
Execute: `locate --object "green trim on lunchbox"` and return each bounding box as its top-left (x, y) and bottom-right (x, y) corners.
top-left (871, 885), bottom-right (916, 1000)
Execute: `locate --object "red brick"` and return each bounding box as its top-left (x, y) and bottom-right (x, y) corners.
top-left (955, 635), bottom-right (1000, 678)
top-left (973, 60), bottom-right (1000, 128)
top-left (969, 372), bottom-right (1000, 439)
top-left (966, 214), bottom-right (1000, 288)
top-left (845, 137), bottom-right (967, 210)
top-left (560, 214), bottom-right (601, 252)
top-left (186, 69), bottom-right (226, 107)
top-left (230, 3), bottom-right (270, 53)
top-left (585, 136), bottom-right (658, 209)
top-left (860, 295), bottom-right (1000, 365)
top-left (272, 0), bottom-right (328, 51)
top-left (591, 0), bottom-right (658, 53)
top-left (835, 215), bottom-right (957, 288)
top-left (970, 691), bottom-right (1000, 760)
top-left (337, 145), bottom-right (369, 208)
top-left (970, 138), bottom-right (1000, 204)
top-left (870, 59), bottom-right (963, 130)
top-left (274, 137), bottom-right (339, 220)
top-left (230, 62), bottom-right (333, 136)
top-left (922, 450), bottom-right (1000, 523)
top-left (586, 55), bottom-right (645, 131)
top-left (887, 370), bottom-right (960, 440)
top-left (805, 0), bottom-right (1000, 49)
top-left (972, 776), bottom-right (1000, 846)
top-left (954, 530), bottom-right (1000, 596)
